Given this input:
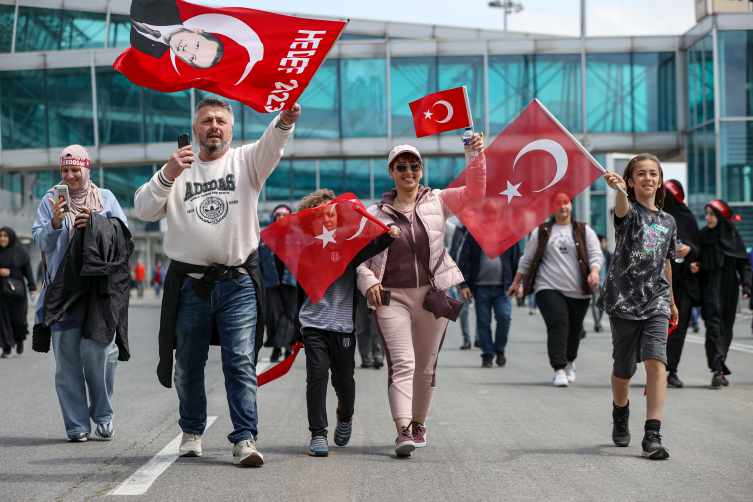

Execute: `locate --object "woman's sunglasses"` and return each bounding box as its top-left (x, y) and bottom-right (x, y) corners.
top-left (394, 162), bottom-right (422, 173)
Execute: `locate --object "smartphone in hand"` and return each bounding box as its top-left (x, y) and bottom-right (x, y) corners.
top-left (53, 184), bottom-right (70, 213)
top-left (381, 289), bottom-right (391, 306)
top-left (178, 133), bottom-right (190, 148)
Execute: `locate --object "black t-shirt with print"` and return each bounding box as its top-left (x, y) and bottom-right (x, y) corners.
top-left (597, 201), bottom-right (677, 320)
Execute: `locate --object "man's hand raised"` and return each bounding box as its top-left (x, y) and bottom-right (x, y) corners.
top-left (280, 103), bottom-right (301, 126)
top-left (163, 145), bottom-right (195, 182)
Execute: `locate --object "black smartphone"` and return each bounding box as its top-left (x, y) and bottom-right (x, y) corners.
top-left (178, 133), bottom-right (190, 148)
top-left (381, 289), bottom-right (391, 306)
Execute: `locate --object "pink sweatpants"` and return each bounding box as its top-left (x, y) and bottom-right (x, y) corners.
top-left (373, 286), bottom-right (449, 420)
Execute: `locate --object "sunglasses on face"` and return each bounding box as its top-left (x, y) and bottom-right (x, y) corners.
top-left (394, 162), bottom-right (422, 173)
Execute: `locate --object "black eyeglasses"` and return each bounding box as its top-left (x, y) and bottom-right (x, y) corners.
top-left (394, 162), bottom-right (422, 173)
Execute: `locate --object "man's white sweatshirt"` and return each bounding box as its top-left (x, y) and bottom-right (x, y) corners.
top-left (135, 116), bottom-right (293, 267)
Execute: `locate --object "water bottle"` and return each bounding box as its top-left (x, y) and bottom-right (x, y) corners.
top-left (462, 127), bottom-right (478, 166)
top-left (675, 239), bottom-right (684, 263)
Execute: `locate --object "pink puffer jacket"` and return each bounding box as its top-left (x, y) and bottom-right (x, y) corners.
top-left (357, 153), bottom-right (486, 296)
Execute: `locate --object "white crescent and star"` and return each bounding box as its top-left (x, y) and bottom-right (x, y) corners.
top-left (500, 139), bottom-right (569, 203)
top-left (424, 101), bottom-right (453, 123)
top-left (315, 226), bottom-right (337, 248)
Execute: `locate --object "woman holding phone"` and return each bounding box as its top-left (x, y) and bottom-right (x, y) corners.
top-left (356, 135), bottom-right (485, 457)
top-left (32, 145), bottom-right (128, 442)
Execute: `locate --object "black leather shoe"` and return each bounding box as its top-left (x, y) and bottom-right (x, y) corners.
top-left (642, 431), bottom-right (669, 459)
top-left (373, 360), bottom-right (384, 369)
top-left (460, 340), bottom-right (471, 350)
top-left (667, 372), bottom-right (684, 388)
top-left (481, 354), bottom-right (493, 367)
top-left (612, 406), bottom-right (631, 447)
top-left (711, 371), bottom-right (724, 388)
top-left (496, 351), bottom-right (506, 367)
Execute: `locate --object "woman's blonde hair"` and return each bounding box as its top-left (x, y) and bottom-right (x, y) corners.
top-left (297, 188), bottom-right (336, 212)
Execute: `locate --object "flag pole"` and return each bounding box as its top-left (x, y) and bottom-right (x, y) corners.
top-left (462, 86), bottom-right (474, 132)
top-left (533, 99), bottom-right (629, 198)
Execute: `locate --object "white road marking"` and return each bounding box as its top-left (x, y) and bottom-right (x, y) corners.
top-left (110, 360), bottom-right (273, 496)
top-left (685, 335), bottom-right (753, 354)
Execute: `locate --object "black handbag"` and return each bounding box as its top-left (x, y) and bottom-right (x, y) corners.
top-left (388, 211), bottom-right (464, 322)
top-left (1, 277), bottom-right (25, 300)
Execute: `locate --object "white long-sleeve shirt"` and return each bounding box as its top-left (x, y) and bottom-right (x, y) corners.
top-left (135, 115), bottom-right (293, 267)
top-left (517, 223), bottom-right (603, 299)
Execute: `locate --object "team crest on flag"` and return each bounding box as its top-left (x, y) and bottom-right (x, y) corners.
top-left (342, 338), bottom-right (352, 348)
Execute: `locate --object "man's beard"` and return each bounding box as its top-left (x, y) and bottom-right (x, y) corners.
top-left (199, 129), bottom-right (229, 156)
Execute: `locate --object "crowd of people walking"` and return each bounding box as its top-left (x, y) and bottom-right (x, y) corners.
top-left (3, 96), bottom-right (752, 466)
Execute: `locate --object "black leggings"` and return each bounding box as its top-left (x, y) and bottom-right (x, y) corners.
top-left (536, 290), bottom-right (591, 370)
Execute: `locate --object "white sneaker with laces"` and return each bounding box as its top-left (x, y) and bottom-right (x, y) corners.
top-left (233, 439), bottom-right (264, 466)
top-left (179, 433), bottom-right (202, 457)
top-left (553, 370), bottom-right (569, 387)
top-left (564, 363), bottom-right (576, 382)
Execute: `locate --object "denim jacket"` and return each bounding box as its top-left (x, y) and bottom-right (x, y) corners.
top-left (258, 240), bottom-right (296, 288)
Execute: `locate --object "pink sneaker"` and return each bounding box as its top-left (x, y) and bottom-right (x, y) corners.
top-left (394, 426), bottom-right (415, 456)
top-left (410, 421), bottom-right (426, 448)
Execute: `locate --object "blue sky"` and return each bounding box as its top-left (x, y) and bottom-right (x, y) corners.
top-left (198, 0), bottom-right (698, 37)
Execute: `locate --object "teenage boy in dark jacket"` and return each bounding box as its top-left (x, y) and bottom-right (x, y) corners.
top-left (458, 233), bottom-right (521, 367)
top-left (291, 189), bottom-right (401, 457)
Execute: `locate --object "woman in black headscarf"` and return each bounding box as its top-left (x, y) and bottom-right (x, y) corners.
top-left (661, 181), bottom-right (701, 388)
top-left (693, 200), bottom-right (751, 388)
top-left (0, 227), bottom-right (37, 357)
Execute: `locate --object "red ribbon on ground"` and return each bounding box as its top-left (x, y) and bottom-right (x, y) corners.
top-left (644, 319), bottom-right (677, 396)
top-left (258, 341), bottom-right (304, 387)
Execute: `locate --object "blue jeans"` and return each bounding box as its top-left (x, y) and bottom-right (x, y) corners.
top-left (449, 287), bottom-right (471, 343)
top-left (154, 283), bottom-right (162, 296)
top-left (175, 274), bottom-right (259, 444)
top-left (52, 325), bottom-right (119, 439)
top-left (474, 286), bottom-right (512, 357)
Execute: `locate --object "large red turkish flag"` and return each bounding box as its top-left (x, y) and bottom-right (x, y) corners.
top-left (444, 99), bottom-right (605, 259)
top-left (260, 194), bottom-right (389, 303)
top-left (113, 0), bottom-right (346, 112)
top-left (409, 86), bottom-right (472, 138)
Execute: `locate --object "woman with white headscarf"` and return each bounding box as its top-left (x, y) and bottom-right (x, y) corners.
top-left (32, 145), bottom-right (128, 442)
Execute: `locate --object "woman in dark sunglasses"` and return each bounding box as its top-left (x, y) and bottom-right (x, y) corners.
top-left (355, 134), bottom-right (485, 456)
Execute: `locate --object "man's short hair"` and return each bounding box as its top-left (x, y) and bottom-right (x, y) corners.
top-left (194, 96), bottom-right (234, 125)
top-left (597, 234), bottom-right (607, 242)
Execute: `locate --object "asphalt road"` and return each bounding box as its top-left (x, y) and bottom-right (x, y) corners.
top-left (1, 299), bottom-right (752, 502)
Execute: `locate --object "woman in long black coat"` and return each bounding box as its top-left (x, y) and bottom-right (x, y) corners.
top-left (694, 200), bottom-right (751, 388)
top-left (0, 227), bottom-right (37, 357)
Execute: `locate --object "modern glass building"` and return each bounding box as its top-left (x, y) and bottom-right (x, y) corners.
top-left (1, 1), bottom-right (752, 271)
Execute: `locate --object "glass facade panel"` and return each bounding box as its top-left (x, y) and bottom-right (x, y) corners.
top-left (340, 58), bottom-right (387, 137)
top-left (720, 121), bottom-right (753, 203)
top-left (108, 14), bottom-right (132, 48)
top-left (0, 69), bottom-right (47, 149)
top-left (373, 158), bottom-right (393, 198)
top-left (144, 89), bottom-right (191, 143)
top-left (295, 59), bottom-right (340, 138)
top-left (719, 30), bottom-right (753, 118)
top-left (32, 170), bottom-right (58, 199)
top-left (0, 5), bottom-right (14, 53)
top-left (589, 194), bottom-right (607, 237)
top-left (632, 52), bottom-right (676, 132)
top-left (344, 159), bottom-right (371, 199)
top-left (391, 57), bottom-right (437, 137)
top-left (686, 125), bottom-right (716, 213)
top-left (102, 166), bottom-right (153, 208)
top-left (46, 67), bottom-right (94, 148)
top-left (687, 39), bottom-right (703, 128)
top-left (703, 35), bottom-right (714, 124)
top-left (293, 160), bottom-right (318, 200)
top-left (438, 56), bottom-right (485, 136)
top-left (706, 122), bottom-right (716, 198)
top-left (535, 54), bottom-right (582, 132)
top-left (266, 160), bottom-right (291, 201)
top-left (15, 7), bottom-right (107, 52)
top-left (488, 54), bottom-right (534, 134)
top-left (244, 108), bottom-right (272, 141)
top-left (427, 157), bottom-right (464, 190)
top-left (586, 53), bottom-right (632, 133)
top-left (96, 68), bottom-right (144, 145)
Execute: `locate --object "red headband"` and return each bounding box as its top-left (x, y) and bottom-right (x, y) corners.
top-left (664, 181), bottom-right (684, 205)
top-left (60, 155), bottom-right (91, 169)
top-left (708, 199), bottom-right (741, 221)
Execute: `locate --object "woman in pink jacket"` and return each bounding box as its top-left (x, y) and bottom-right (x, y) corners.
top-left (357, 137), bottom-right (485, 456)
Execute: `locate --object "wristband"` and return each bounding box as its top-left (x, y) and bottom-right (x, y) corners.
top-left (670, 302), bottom-right (675, 307)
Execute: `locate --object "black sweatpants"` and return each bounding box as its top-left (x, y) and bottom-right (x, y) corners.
top-left (665, 286), bottom-right (693, 373)
top-left (536, 289), bottom-right (591, 370)
top-left (302, 327), bottom-right (357, 437)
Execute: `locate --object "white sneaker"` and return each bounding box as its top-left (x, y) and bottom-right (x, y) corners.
top-left (179, 433), bottom-right (202, 457)
top-left (233, 439), bottom-right (264, 466)
top-left (553, 370), bottom-right (569, 387)
top-left (564, 363), bottom-right (576, 382)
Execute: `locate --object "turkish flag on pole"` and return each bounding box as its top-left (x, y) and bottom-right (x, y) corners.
top-left (260, 194), bottom-right (390, 303)
top-left (113, 0), bottom-right (347, 112)
top-left (409, 86), bottom-right (473, 138)
top-left (444, 99), bottom-right (606, 259)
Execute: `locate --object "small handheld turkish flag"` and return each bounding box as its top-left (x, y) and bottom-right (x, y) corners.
top-left (409, 86), bottom-right (473, 138)
top-left (113, 0), bottom-right (347, 112)
top-left (261, 194), bottom-right (389, 303)
top-left (444, 99), bottom-right (605, 259)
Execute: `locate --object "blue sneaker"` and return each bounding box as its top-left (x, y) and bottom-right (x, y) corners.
top-left (68, 432), bottom-right (89, 442)
top-left (309, 436), bottom-right (328, 456)
top-left (334, 417), bottom-right (353, 446)
top-left (95, 422), bottom-right (114, 440)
